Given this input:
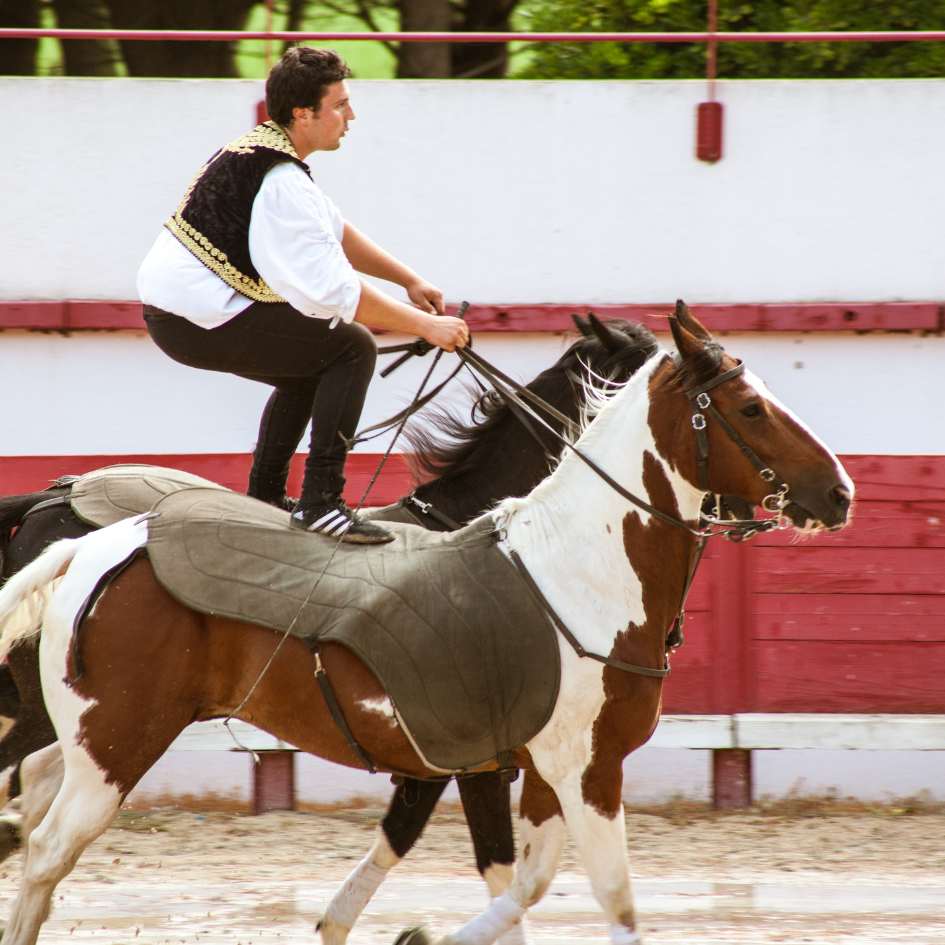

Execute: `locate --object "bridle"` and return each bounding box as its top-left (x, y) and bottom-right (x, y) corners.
top-left (685, 360), bottom-right (792, 536)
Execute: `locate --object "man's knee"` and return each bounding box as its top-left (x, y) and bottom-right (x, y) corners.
top-left (344, 321), bottom-right (377, 369)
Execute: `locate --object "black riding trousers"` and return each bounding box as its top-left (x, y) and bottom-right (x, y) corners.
top-left (144, 302), bottom-right (376, 503)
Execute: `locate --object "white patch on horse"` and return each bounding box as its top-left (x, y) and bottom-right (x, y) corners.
top-left (498, 355), bottom-right (695, 781)
top-left (357, 696), bottom-right (396, 723)
top-left (41, 516), bottom-right (149, 757)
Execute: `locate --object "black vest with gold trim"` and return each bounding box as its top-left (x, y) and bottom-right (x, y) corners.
top-left (165, 122), bottom-right (311, 303)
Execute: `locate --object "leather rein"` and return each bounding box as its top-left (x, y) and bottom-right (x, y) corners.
top-left (448, 347), bottom-right (795, 681)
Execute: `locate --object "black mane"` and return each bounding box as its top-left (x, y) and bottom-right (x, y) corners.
top-left (403, 320), bottom-right (658, 486)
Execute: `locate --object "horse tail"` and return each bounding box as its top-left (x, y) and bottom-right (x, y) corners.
top-left (0, 538), bottom-right (81, 663)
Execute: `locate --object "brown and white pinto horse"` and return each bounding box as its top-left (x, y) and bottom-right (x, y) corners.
top-left (0, 303), bottom-right (852, 945)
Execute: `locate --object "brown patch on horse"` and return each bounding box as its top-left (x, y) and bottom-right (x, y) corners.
top-left (580, 451), bottom-right (691, 818)
top-left (67, 558), bottom-right (462, 798)
top-left (520, 768), bottom-right (563, 828)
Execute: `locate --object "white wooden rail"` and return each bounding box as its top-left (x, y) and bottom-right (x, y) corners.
top-left (167, 714), bottom-right (945, 812)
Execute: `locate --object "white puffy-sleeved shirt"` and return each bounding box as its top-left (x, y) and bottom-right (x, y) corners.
top-left (137, 162), bottom-right (362, 329)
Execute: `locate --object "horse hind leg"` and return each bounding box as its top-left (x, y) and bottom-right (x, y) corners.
top-left (2, 743), bottom-right (120, 945)
top-left (319, 778), bottom-right (448, 945)
top-left (397, 770), bottom-right (565, 945)
top-left (456, 772), bottom-right (525, 945)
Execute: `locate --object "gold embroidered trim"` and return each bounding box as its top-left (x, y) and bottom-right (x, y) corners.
top-left (164, 218), bottom-right (284, 303)
top-left (165, 122), bottom-right (299, 303)
top-left (223, 121), bottom-right (300, 158)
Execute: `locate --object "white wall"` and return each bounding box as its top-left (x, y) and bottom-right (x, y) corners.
top-left (2, 329), bottom-right (942, 456)
top-left (1, 77), bottom-right (944, 304)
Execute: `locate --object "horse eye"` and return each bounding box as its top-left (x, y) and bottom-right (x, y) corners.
top-left (741, 402), bottom-right (763, 418)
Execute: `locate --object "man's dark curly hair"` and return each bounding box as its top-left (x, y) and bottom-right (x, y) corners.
top-left (265, 47), bottom-right (352, 127)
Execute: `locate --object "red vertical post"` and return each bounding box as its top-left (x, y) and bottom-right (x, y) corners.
top-left (710, 538), bottom-right (753, 807)
top-left (713, 748), bottom-right (752, 809)
top-left (251, 750), bottom-right (296, 814)
top-left (696, 0), bottom-right (724, 163)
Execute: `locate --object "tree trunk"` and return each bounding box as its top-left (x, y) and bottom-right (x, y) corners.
top-left (53, 0), bottom-right (121, 76)
top-left (0, 0), bottom-right (39, 75)
top-left (397, 0), bottom-right (451, 78)
top-left (106, 0), bottom-right (254, 77)
top-left (452, 0), bottom-right (516, 78)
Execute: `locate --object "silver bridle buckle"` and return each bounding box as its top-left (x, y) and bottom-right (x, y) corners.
top-left (695, 392), bottom-right (711, 409)
top-left (692, 413), bottom-right (707, 431)
top-left (761, 484), bottom-right (791, 528)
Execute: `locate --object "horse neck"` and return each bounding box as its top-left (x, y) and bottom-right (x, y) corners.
top-left (501, 354), bottom-right (705, 659)
top-left (413, 370), bottom-right (582, 526)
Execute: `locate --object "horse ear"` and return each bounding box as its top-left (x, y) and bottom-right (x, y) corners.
top-left (669, 311), bottom-right (704, 362)
top-left (571, 313), bottom-right (592, 336)
top-left (586, 312), bottom-right (624, 354)
top-left (673, 299), bottom-right (711, 340)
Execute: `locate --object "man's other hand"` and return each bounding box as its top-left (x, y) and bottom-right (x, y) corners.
top-left (406, 279), bottom-right (445, 315)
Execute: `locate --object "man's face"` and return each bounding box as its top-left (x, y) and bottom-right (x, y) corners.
top-left (291, 81), bottom-right (355, 155)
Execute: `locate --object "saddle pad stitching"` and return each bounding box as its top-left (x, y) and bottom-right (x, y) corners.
top-left (454, 552), bottom-right (534, 732)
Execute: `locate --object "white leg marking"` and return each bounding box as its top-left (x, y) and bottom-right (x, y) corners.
top-left (554, 776), bottom-right (639, 937)
top-left (319, 830), bottom-right (399, 945)
top-left (444, 892), bottom-right (525, 945)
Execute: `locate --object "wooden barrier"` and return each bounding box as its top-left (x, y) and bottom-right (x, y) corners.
top-left (169, 714), bottom-right (945, 812)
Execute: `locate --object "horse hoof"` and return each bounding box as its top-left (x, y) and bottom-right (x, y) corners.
top-left (393, 927), bottom-right (433, 945)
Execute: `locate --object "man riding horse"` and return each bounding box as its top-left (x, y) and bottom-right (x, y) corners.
top-left (138, 46), bottom-right (469, 543)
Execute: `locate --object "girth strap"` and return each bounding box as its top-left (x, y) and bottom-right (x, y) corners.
top-left (508, 550), bottom-right (670, 679)
top-left (313, 651), bottom-right (377, 774)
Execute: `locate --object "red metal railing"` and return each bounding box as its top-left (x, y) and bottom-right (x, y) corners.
top-left (3, 29), bottom-right (945, 43)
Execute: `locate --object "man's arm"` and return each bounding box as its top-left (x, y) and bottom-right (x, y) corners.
top-left (354, 281), bottom-right (466, 352)
top-left (343, 223), bottom-right (444, 314)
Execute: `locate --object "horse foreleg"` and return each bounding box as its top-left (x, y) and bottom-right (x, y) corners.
top-left (554, 767), bottom-right (640, 945)
top-left (319, 778), bottom-right (448, 945)
top-left (2, 744), bottom-right (120, 945)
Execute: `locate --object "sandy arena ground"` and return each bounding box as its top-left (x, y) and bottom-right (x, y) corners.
top-left (0, 801), bottom-right (942, 944)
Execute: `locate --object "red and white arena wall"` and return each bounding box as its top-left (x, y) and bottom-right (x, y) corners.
top-left (2, 76), bottom-right (944, 805)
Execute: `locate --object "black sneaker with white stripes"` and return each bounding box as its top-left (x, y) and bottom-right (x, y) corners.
top-left (290, 493), bottom-right (394, 544)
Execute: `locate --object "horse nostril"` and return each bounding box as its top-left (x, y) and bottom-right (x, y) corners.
top-left (831, 485), bottom-right (851, 511)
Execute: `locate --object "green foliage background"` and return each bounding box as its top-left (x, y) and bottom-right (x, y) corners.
top-left (516, 0), bottom-right (945, 78)
top-left (21, 0), bottom-right (945, 78)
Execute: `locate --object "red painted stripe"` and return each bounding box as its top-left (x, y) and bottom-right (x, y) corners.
top-left (0, 301), bottom-right (940, 333)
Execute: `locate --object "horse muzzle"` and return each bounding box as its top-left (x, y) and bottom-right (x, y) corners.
top-left (784, 482), bottom-right (852, 532)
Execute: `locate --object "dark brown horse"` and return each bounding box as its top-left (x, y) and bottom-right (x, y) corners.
top-left (0, 315), bottom-right (658, 943)
top-left (0, 303), bottom-right (852, 945)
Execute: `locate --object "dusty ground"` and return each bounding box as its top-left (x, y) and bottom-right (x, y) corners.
top-left (0, 800), bottom-right (943, 944)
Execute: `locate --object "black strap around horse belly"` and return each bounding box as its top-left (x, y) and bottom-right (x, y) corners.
top-left (508, 550), bottom-right (669, 679)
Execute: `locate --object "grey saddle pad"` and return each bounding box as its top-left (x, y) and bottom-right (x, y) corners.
top-left (145, 488), bottom-right (561, 772)
top-left (70, 464), bottom-right (228, 527)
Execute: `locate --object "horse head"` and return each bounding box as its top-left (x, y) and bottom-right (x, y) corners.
top-left (653, 300), bottom-right (853, 533)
